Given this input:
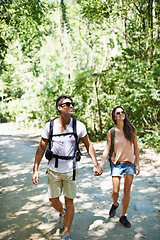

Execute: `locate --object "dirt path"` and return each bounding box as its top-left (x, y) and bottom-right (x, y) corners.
top-left (0, 123), bottom-right (160, 240)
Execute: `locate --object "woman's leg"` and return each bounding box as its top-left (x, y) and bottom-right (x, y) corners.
top-left (112, 176), bottom-right (121, 205)
top-left (121, 174), bottom-right (134, 216)
top-left (109, 176), bottom-right (121, 217)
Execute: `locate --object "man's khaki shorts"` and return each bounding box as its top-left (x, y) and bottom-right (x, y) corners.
top-left (47, 169), bottom-right (77, 199)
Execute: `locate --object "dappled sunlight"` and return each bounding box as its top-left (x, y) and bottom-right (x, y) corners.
top-left (0, 139), bottom-right (14, 146)
top-left (0, 229), bottom-right (12, 239)
top-left (37, 205), bottom-right (51, 215)
top-left (21, 201), bottom-right (43, 211)
top-left (28, 233), bottom-right (46, 240)
top-left (0, 165), bottom-right (31, 179)
top-left (89, 219), bottom-right (104, 230)
top-left (0, 134), bottom-right (57, 240)
top-left (81, 201), bottom-right (94, 209)
top-left (1, 185), bottom-right (17, 193)
top-left (80, 181), bottom-right (93, 188)
top-left (29, 193), bottom-right (48, 203)
top-left (134, 232), bottom-right (146, 240)
top-left (15, 210), bottom-right (30, 216)
top-left (75, 192), bottom-right (90, 203)
top-left (138, 187), bottom-right (158, 193)
top-left (75, 149), bottom-right (160, 240)
top-left (0, 132), bottom-right (160, 240)
top-left (88, 219), bottom-right (117, 238)
top-left (140, 168), bottom-right (159, 177)
top-left (1, 0), bottom-right (159, 236)
top-left (37, 222), bottom-right (56, 233)
top-left (37, 183), bottom-right (48, 190)
top-left (99, 176), bottom-right (112, 192)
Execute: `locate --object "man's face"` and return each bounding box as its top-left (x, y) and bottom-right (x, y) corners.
top-left (58, 98), bottom-right (74, 116)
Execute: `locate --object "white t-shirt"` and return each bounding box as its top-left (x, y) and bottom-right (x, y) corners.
top-left (42, 118), bottom-right (87, 173)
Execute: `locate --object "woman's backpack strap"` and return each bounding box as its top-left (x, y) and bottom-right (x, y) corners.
top-left (108, 127), bottom-right (115, 167)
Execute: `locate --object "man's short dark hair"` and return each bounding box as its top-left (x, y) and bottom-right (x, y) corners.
top-left (56, 95), bottom-right (73, 110)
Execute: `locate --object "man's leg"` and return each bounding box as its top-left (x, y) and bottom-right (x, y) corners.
top-left (121, 174), bottom-right (134, 216)
top-left (63, 197), bottom-right (74, 235)
top-left (49, 197), bottom-right (65, 216)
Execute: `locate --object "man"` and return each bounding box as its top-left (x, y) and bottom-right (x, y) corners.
top-left (32, 95), bottom-right (102, 240)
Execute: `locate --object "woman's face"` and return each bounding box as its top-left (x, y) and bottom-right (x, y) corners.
top-left (115, 107), bottom-right (126, 122)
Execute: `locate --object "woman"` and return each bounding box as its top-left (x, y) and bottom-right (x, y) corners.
top-left (100, 106), bottom-right (140, 228)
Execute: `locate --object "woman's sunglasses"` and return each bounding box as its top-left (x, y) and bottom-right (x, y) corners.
top-left (116, 111), bottom-right (125, 115)
top-left (59, 102), bottom-right (75, 107)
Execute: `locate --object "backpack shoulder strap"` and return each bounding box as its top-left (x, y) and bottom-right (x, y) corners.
top-left (110, 127), bottom-right (115, 155)
top-left (49, 118), bottom-right (56, 149)
top-left (108, 127), bottom-right (115, 166)
top-left (72, 118), bottom-right (77, 136)
top-left (72, 118), bottom-right (79, 148)
top-left (52, 118), bottom-right (75, 137)
top-left (72, 118), bottom-right (78, 181)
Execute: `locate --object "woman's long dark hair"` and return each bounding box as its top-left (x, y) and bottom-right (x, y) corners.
top-left (112, 106), bottom-right (135, 143)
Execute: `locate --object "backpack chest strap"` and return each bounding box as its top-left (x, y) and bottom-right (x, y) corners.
top-left (48, 118), bottom-right (78, 180)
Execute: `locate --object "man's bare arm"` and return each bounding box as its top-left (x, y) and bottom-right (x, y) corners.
top-left (81, 134), bottom-right (103, 176)
top-left (32, 138), bottom-right (48, 185)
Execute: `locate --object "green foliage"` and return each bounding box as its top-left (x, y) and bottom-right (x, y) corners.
top-left (0, 112), bottom-right (8, 123)
top-left (140, 132), bottom-right (160, 153)
top-left (0, 0), bottom-right (160, 152)
top-left (0, 0), bottom-right (45, 71)
top-left (81, 0), bottom-right (117, 24)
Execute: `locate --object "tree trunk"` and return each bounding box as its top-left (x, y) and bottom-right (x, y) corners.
top-left (149, 0), bottom-right (154, 64)
top-left (120, 0), bottom-right (126, 49)
top-left (95, 78), bottom-right (103, 133)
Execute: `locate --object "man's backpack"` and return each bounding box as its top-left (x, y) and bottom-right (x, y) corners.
top-left (45, 118), bottom-right (81, 180)
top-left (107, 127), bottom-right (115, 167)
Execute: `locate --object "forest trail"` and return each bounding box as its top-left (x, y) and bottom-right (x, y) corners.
top-left (0, 123), bottom-right (159, 240)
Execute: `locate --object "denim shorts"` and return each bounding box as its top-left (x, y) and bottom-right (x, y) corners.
top-left (111, 161), bottom-right (136, 176)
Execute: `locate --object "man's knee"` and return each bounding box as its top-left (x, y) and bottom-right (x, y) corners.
top-left (49, 197), bottom-right (59, 208)
top-left (65, 197), bottom-right (74, 208)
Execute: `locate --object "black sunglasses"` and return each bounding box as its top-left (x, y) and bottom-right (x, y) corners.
top-left (116, 111), bottom-right (125, 115)
top-left (59, 102), bottom-right (75, 107)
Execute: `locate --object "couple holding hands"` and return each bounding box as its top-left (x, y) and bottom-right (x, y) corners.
top-left (32, 95), bottom-right (140, 240)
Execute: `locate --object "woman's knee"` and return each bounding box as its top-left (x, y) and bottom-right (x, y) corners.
top-left (112, 176), bottom-right (121, 193)
top-left (112, 190), bottom-right (119, 196)
top-left (112, 186), bottom-right (120, 194)
top-left (123, 187), bottom-right (131, 195)
top-left (123, 174), bottom-right (133, 193)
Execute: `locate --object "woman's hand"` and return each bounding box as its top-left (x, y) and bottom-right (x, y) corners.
top-left (136, 165), bottom-right (140, 175)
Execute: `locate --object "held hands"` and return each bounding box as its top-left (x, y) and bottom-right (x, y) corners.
top-left (94, 165), bottom-right (103, 176)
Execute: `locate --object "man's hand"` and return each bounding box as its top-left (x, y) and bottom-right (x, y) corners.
top-left (32, 137), bottom-right (48, 185)
top-left (32, 171), bottom-right (39, 185)
top-left (94, 165), bottom-right (103, 176)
